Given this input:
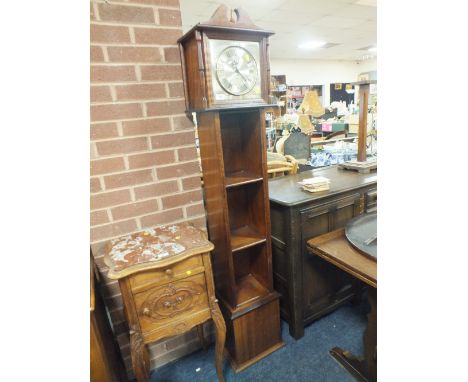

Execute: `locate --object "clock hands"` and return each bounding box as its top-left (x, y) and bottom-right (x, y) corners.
top-left (235, 67), bottom-right (250, 87)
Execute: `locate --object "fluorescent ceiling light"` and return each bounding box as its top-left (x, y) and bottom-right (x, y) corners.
top-left (368, 47), bottom-right (377, 52)
top-left (298, 41), bottom-right (326, 50)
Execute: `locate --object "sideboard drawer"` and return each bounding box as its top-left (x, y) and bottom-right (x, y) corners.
top-left (134, 273), bottom-right (210, 334)
top-left (129, 255), bottom-right (204, 293)
top-left (366, 188), bottom-right (377, 212)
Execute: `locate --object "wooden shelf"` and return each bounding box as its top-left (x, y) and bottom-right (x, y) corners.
top-left (236, 274), bottom-right (269, 307)
top-left (231, 225), bottom-right (266, 252)
top-left (225, 171), bottom-right (263, 188)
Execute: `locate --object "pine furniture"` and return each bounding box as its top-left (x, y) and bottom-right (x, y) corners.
top-left (178, 5), bottom-right (284, 371)
top-left (104, 223), bottom-right (226, 382)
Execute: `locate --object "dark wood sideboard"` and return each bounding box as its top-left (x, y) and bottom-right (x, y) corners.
top-left (269, 166), bottom-right (377, 339)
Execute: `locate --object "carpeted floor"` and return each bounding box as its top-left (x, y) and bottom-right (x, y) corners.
top-left (148, 302), bottom-right (368, 382)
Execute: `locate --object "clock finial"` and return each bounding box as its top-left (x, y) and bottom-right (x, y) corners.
top-left (203, 4), bottom-right (261, 30)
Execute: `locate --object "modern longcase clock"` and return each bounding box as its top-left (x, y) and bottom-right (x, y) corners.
top-left (178, 4), bottom-right (284, 372)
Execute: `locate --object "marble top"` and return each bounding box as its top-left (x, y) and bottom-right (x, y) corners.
top-left (104, 223), bottom-right (213, 278)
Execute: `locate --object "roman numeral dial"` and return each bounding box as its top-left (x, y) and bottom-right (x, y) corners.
top-left (215, 46), bottom-right (258, 96)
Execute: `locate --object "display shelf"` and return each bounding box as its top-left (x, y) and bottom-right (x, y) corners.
top-left (220, 110), bottom-right (264, 181)
top-left (227, 182), bottom-right (267, 244)
top-left (235, 274), bottom-right (269, 307)
top-left (231, 225), bottom-right (266, 252)
top-left (225, 171), bottom-right (263, 188)
top-left (232, 243), bottom-right (270, 308)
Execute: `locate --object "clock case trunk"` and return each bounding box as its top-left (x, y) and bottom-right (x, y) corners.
top-left (178, 25), bottom-right (273, 112)
top-left (177, 9), bottom-right (283, 371)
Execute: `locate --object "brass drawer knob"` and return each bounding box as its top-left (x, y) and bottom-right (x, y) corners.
top-left (165, 269), bottom-right (173, 276)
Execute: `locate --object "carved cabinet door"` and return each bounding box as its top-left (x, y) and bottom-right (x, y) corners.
top-left (300, 193), bottom-right (363, 317)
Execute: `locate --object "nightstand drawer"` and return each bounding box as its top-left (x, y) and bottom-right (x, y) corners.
top-left (129, 255), bottom-right (204, 293)
top-left (134, 273), bottom-right (210, 334)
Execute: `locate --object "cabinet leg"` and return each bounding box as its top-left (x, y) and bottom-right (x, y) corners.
top-left (363, 288), bottom-right (377, 381)
top-left (211, 302), bottom-right (226, 382)
top-left (196, 323), bottom-right (208, 351)
top-left (130, 328), bottom-right (150, 382)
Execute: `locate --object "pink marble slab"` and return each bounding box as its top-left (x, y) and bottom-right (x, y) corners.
top-left (105, 223), bottom-right (212, 273)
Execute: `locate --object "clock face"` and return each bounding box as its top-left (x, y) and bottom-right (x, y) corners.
top-left (208, 39), bottom-right (262, 104)
top-left (215, 46), bottom-right (258, 96)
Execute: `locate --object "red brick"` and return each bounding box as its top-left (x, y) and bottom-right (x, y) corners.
top-left (134, 28), bottom-right (182, 45)
top-left (122, 118), bottom-right (171, 136)
top-left (91, 65), bottom-right (136, 83)
top-left (172, 115), bottom-right (194, 130)
top-left (91, 122), bottom-right (119, 140)
top-left (91, 86), bottom-right (112, 103)
top-left (186, 203), bottom-right (205, 217)
top-left (140, 208), bottom-right (184, 228)
top-left (186, 216), bottom-right (206, 230)
top-left (91, 177), bottom-right (102, 193)
top-left (159, 9), bottom-right (182, 26)
top-left (162, 190), bottom-right (202, 209)
top-left (151, 131), bottom-right (194, 149)
top-left (90, 24), bottom-right (131, 44)
top-left (115, 83), bottom-right (166, 101)
top-left (96, 137), bottom-right (148, 155)
top-left (134, 180), bottom-right (179, 199)
top-left (146, 100), bottom-right (185, 117)
top-left (104, 295), bottom-right (124, 312)
top-left (126, 0), bottom-right (179, 5)
top-left (91, 46), bottom-right (104, 62)
top-left (91, 157), bottom-right (126, 176)
top-left (181, 176), bottom-right (202, 191)
top-left (91, 219), bottom-right (138, 242)
top-left (91, 103), bottom-right (142, 122)
top-left (164, 47), bottom-right (180, 63)
top-left (91, 210), bottom-right (110, 226)
top-left (128, 150), bottom-right (175, 169)
top-left (104, 169), bottom-right (153, 189)
top-left (90, 3), bottom-right (96, 20)
top-left (111, 199), bottom-right (158, 220)
top-left (91, 189), bottom-right (132, 210)
top-left (140, 65), bottom-right (182, 81)
top-left (168, 82), bottom-right (184, 98)
top-left (177, 147), bottom-right (197, 162)
top-left (98, 3), bottom-right (155, 24)
top-left (107, 47), bottom-right (162, 63)
top-left (157, 161), bottom-right (199, 179)
top-left (103, 280), bottom-right (123, 298)
top-left (92, 253), bottom-right (107, 269)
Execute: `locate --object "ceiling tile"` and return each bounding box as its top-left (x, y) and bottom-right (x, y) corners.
top-left (179, 0), bottom-right (376, 61)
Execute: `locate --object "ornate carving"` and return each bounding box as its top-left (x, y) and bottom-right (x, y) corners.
top-left (139, 281), bottom-right (204, 321)
top-left (210, 299), bottom-right (226, 382)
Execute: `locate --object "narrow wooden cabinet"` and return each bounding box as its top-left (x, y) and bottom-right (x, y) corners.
top-left (178, 5), bottom-right (283, 371)
top-left (197, 108), bottom-right (283, 371)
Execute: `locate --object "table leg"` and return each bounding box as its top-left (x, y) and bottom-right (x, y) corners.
top-left (330, 288), bottom-right (377, 382)
top-left (130, 328), bottom-right (150, 382)
top-left (211, 301), bottom-right (226, 382)
top-left (363, 288), bottom-right (377, 380)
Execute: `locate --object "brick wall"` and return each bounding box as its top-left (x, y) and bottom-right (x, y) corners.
top-left (90, 0), bottom-right (211, 377)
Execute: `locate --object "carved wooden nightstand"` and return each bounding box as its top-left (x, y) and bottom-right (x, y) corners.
top-left (105, 223), bottom-right (226, 382)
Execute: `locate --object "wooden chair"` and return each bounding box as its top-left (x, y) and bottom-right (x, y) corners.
top-left (267, 152), bottom-right (298, 178)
